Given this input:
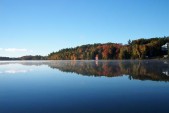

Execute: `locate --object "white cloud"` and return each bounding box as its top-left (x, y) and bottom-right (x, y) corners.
top-left (0, 48), bottom-right (34, 57)
top-left (4, 48), bottom-right (28, 52)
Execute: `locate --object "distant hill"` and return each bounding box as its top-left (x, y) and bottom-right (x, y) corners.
top-left (48, 36), bottom-right (169, 60)
top-left (0, 55), bottom-right (46, 61)
top-left (20, 55), bottom-right (47, 60)
top-left (0, 57), bottom-right (19, 60)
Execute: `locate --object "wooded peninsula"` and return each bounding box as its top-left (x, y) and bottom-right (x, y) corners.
top-left (48, 36), bottom-right (169, 60)
top-left (1, 36), bottom-right (169, 60)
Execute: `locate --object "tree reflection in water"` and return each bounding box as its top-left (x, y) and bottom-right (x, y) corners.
top-left (49, 60), bottom-right (169, 82)
top-left (0, 60), bottom-right (169, 81)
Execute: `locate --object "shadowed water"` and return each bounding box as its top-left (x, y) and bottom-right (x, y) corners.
top-left (0, 60), bottom-right (169, 113)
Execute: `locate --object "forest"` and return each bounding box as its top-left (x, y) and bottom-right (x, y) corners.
top-left (0, 36), bottom-right (169, 60)
top-left (48, 36), bottom-right (169, 60)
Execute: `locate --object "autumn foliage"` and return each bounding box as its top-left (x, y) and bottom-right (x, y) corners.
top-left (48, 36), bottom-right (169, 60)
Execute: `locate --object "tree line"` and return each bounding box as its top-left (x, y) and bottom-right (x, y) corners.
top-left (48, 36), bottom-right (169, 60)
top-left (1, 36), bottom-right (169, 60)
top-left (0, 55), bottom-right (46, 60)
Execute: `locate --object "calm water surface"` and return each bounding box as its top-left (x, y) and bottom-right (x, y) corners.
top-left (0, 60), bottom-right (169, 113)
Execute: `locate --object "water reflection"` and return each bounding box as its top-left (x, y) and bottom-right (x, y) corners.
top-left (0, 60), bottom-right (169, 113)
top-left (0, 69), bottom-right (33, 74)
top-left (48, 60), bottom-right (169, 82)
top-left (0, 60), bottom-right (169, 81)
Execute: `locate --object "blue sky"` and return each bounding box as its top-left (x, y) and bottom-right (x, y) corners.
top-left (0, 0), bottom-right (169, 57)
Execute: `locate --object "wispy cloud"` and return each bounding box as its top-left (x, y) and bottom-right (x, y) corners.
top-left (4, 48), bottom-right (28, 52)
top-left (0, 48), bottom-right (32, 52)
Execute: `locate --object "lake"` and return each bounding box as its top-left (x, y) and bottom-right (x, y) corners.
top-left (0, 60), bottom-right (169, 113)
